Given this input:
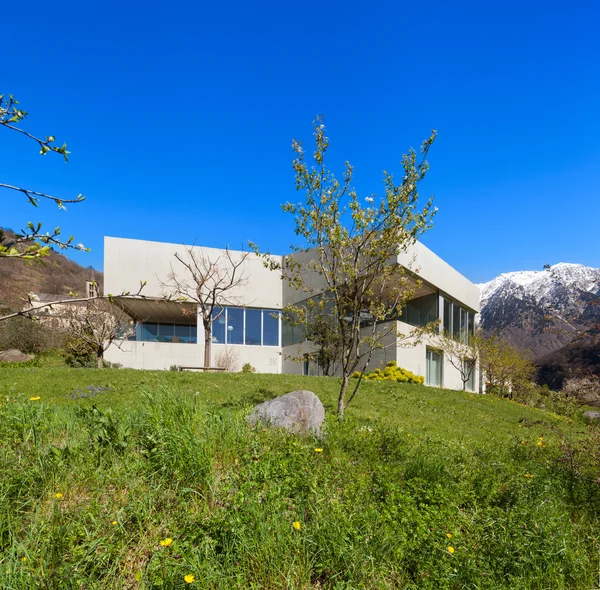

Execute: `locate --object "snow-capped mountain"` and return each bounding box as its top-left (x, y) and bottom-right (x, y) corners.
top-left (478, 263), bottom-right (600, 358)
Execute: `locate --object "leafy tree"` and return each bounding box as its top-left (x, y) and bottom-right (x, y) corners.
top-left (255, 117), bottom-right (437, 418)
top-left (0, 94), bottom-right (85, 259)
top-left (163, 246), bottom-right (249, 368)
top-left (480, 336), bottom-right (535, 398)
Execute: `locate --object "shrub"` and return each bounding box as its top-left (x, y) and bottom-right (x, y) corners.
top-left (64, 337), bottom-right (97, 368)
top-left (0, 317), bottom-right (57, 353)
top-left (242, 362), bottom-right (256, 373)
top-left (352, 361), bottom-right (424, 385)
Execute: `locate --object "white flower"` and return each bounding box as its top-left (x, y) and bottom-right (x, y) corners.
top-left (365, 197), bottom-right (374, 203)
top-left (77, 243), bottom-right (87, 251)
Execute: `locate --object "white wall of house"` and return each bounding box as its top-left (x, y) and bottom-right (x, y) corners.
top-left (397, 241), bottom-right (480, 313)
top-left (104, 341), bottom-right (202, 370)
top-left (104, 236), bottom-right (283, 308)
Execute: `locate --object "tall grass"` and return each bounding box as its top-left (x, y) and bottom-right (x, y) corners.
top-left (0, 381), bottom-right (598, 588)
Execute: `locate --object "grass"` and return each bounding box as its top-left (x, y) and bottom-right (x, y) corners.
top-left (0, 363), bottom-right (598, 589)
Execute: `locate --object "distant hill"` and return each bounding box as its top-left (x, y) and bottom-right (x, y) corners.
top-left (0, 229), bottom-right (103, 313)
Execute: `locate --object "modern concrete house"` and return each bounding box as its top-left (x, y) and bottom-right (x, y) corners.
top-left (104, 236), bottom-right (480, 390)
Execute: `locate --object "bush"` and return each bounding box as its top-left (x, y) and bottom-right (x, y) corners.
top-left (0, 317), bottom-right (58, 354)
top-left (242, 362), bottom-right (256, 373)
top-left (64, 337), bottom-right (97, 368)
top-left (352, 361), bottom-right (424, 384)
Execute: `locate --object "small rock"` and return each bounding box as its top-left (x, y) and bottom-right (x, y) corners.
top-left (583, 411), bottom-right (600, 421)
top-left (247, 390), bottom-right (325, 436)
top-left (0, 349), bottom-right (34, 363)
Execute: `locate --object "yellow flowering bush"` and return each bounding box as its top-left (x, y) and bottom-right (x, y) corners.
top-left (352, 361), bottom-right (424, 385)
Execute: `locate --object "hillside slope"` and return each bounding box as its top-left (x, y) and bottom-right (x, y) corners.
top-left (0, 231), bottom-right (103, 312)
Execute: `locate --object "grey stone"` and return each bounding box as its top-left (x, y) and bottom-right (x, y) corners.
top-left (247, 390), bottom-right (325, 436)
top-left (583, 411), bottom-right (600, 420)
top-left (0, 349), bottom-right (34, 363)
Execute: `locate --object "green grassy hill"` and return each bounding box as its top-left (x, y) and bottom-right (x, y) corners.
top-left (0, 367), bottom-right (598, 588)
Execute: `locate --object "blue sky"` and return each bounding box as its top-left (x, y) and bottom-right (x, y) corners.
top-left (3, 0), bottom-right (599, 284)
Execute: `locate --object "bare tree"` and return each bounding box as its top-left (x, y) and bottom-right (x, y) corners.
top-left (436, 330), bottom-right (484, 391)
top-left (164, 246), bottom-right (249, 368)
top-left (61, 298), bottom-right (132, 369)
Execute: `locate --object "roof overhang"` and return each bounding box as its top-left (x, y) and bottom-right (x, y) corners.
top-left (111, 297), bottom-right (197, 324)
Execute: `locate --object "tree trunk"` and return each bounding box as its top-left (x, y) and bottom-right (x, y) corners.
top-left (97, 350), bottom-right (104, 369)
top-left (204, 320), bottom-right (211, 368)
top-left (338, 375), bottom-right (350, 420)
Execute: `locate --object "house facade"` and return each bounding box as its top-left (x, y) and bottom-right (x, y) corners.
top-left (104, 236), bottom-right (480, 390)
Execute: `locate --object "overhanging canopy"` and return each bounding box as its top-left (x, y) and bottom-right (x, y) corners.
top-left (112, 297), bottom-right (197, 324)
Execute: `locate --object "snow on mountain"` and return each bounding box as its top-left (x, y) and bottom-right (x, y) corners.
top-left (477, 263), bottom-right (600, 358)
top-left (478, 263), bottom-right (600, 312)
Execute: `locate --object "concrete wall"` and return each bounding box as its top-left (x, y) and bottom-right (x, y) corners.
top-left (104, 341), bottom-right (201, 370)
top-left (211, 344), bottom-right (282, 373)
top-left (397, 241), bottom-right (480, 312)
top-left (104, 236), bottom-right (282, 309)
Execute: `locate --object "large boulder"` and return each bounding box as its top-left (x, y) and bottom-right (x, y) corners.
top-left (0, 349), bottom-right (34, 363)
top-left (247, 390), bottom-right (325, 436)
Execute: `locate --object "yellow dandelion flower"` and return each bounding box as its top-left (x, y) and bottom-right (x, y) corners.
top-left (111, 520), bottom-right (117, 525)
top-left (446, 533), bottom-right (452, 539)
top-left (29, 396), bottom-right (41, 401)
top-left (524, 473), bottom-right (533, 478)
top-left (314, 448), bottom-right (323, 453)
top-left (159, 538), bottom-right (173, 547)
top-left (448, 546), bottom-right (455, 554)
top-left (21, 556), bottom-right (27, 562)
top-left (537, 441), bottom-right (545, 447)
top-left (293, 521), bottom-right (301, 531)
top-left (184, 574), bottom-right (195, 584)
top-left (55, 493), bottom-right (63, 499)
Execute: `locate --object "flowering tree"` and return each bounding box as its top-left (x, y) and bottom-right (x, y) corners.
top-left (256, 117), bottom-right (438, 418)
top-left (1, 94), bottom-right (86, 259)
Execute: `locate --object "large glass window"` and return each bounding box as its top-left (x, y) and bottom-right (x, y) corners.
top-left (400, 293), bottom-right (439, 327)
top-left (245, 309), bottom-right (262, 345)
top-left (131, 322), bottom-right (196, 344)
top-left (426, 348), bottom-right (442, 387)
top-left (263, 310), bottom-right (280, 346)
top-left (211, 307), bottom-right (225, 343)
top-left (464, 360), bottom-right (475, 391)
top-left (226, 307), bottom-right (244, 345)
top-left (443, 299), bottom-right (452, 333)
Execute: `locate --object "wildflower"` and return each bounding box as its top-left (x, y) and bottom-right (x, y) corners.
top-left (448, 546), bottom-right (455, 554)
top-left (524, 473), bottom-right (533, 478)
top-left (446, 533), bottom-right (452, 539)
top-left (55, 493), bottom-right (63, 499)
top-left (160, 538), bottom-right (173, 547)
top-left (537, 440), bottom-right (545, 447)
top-left (293, 521), bottom-right (301, 531)
top-left (314, 448), bottom-right (323, 453)
top-left (111, 520), bottom-right (117, 525)
top-left (184, 574), bottom-right (195, 584)
top-left (29, 396), bottom-right (41, 401)
top-left (21, 556), bottom-right (27, 562)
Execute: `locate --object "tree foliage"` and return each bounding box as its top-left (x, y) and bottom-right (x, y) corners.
top-left (0, 94), bottom-right (86, 259)
top-left (480, 336), bottom-right (535, 397)
top-left (256, 117), bottom-right (437, 418)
